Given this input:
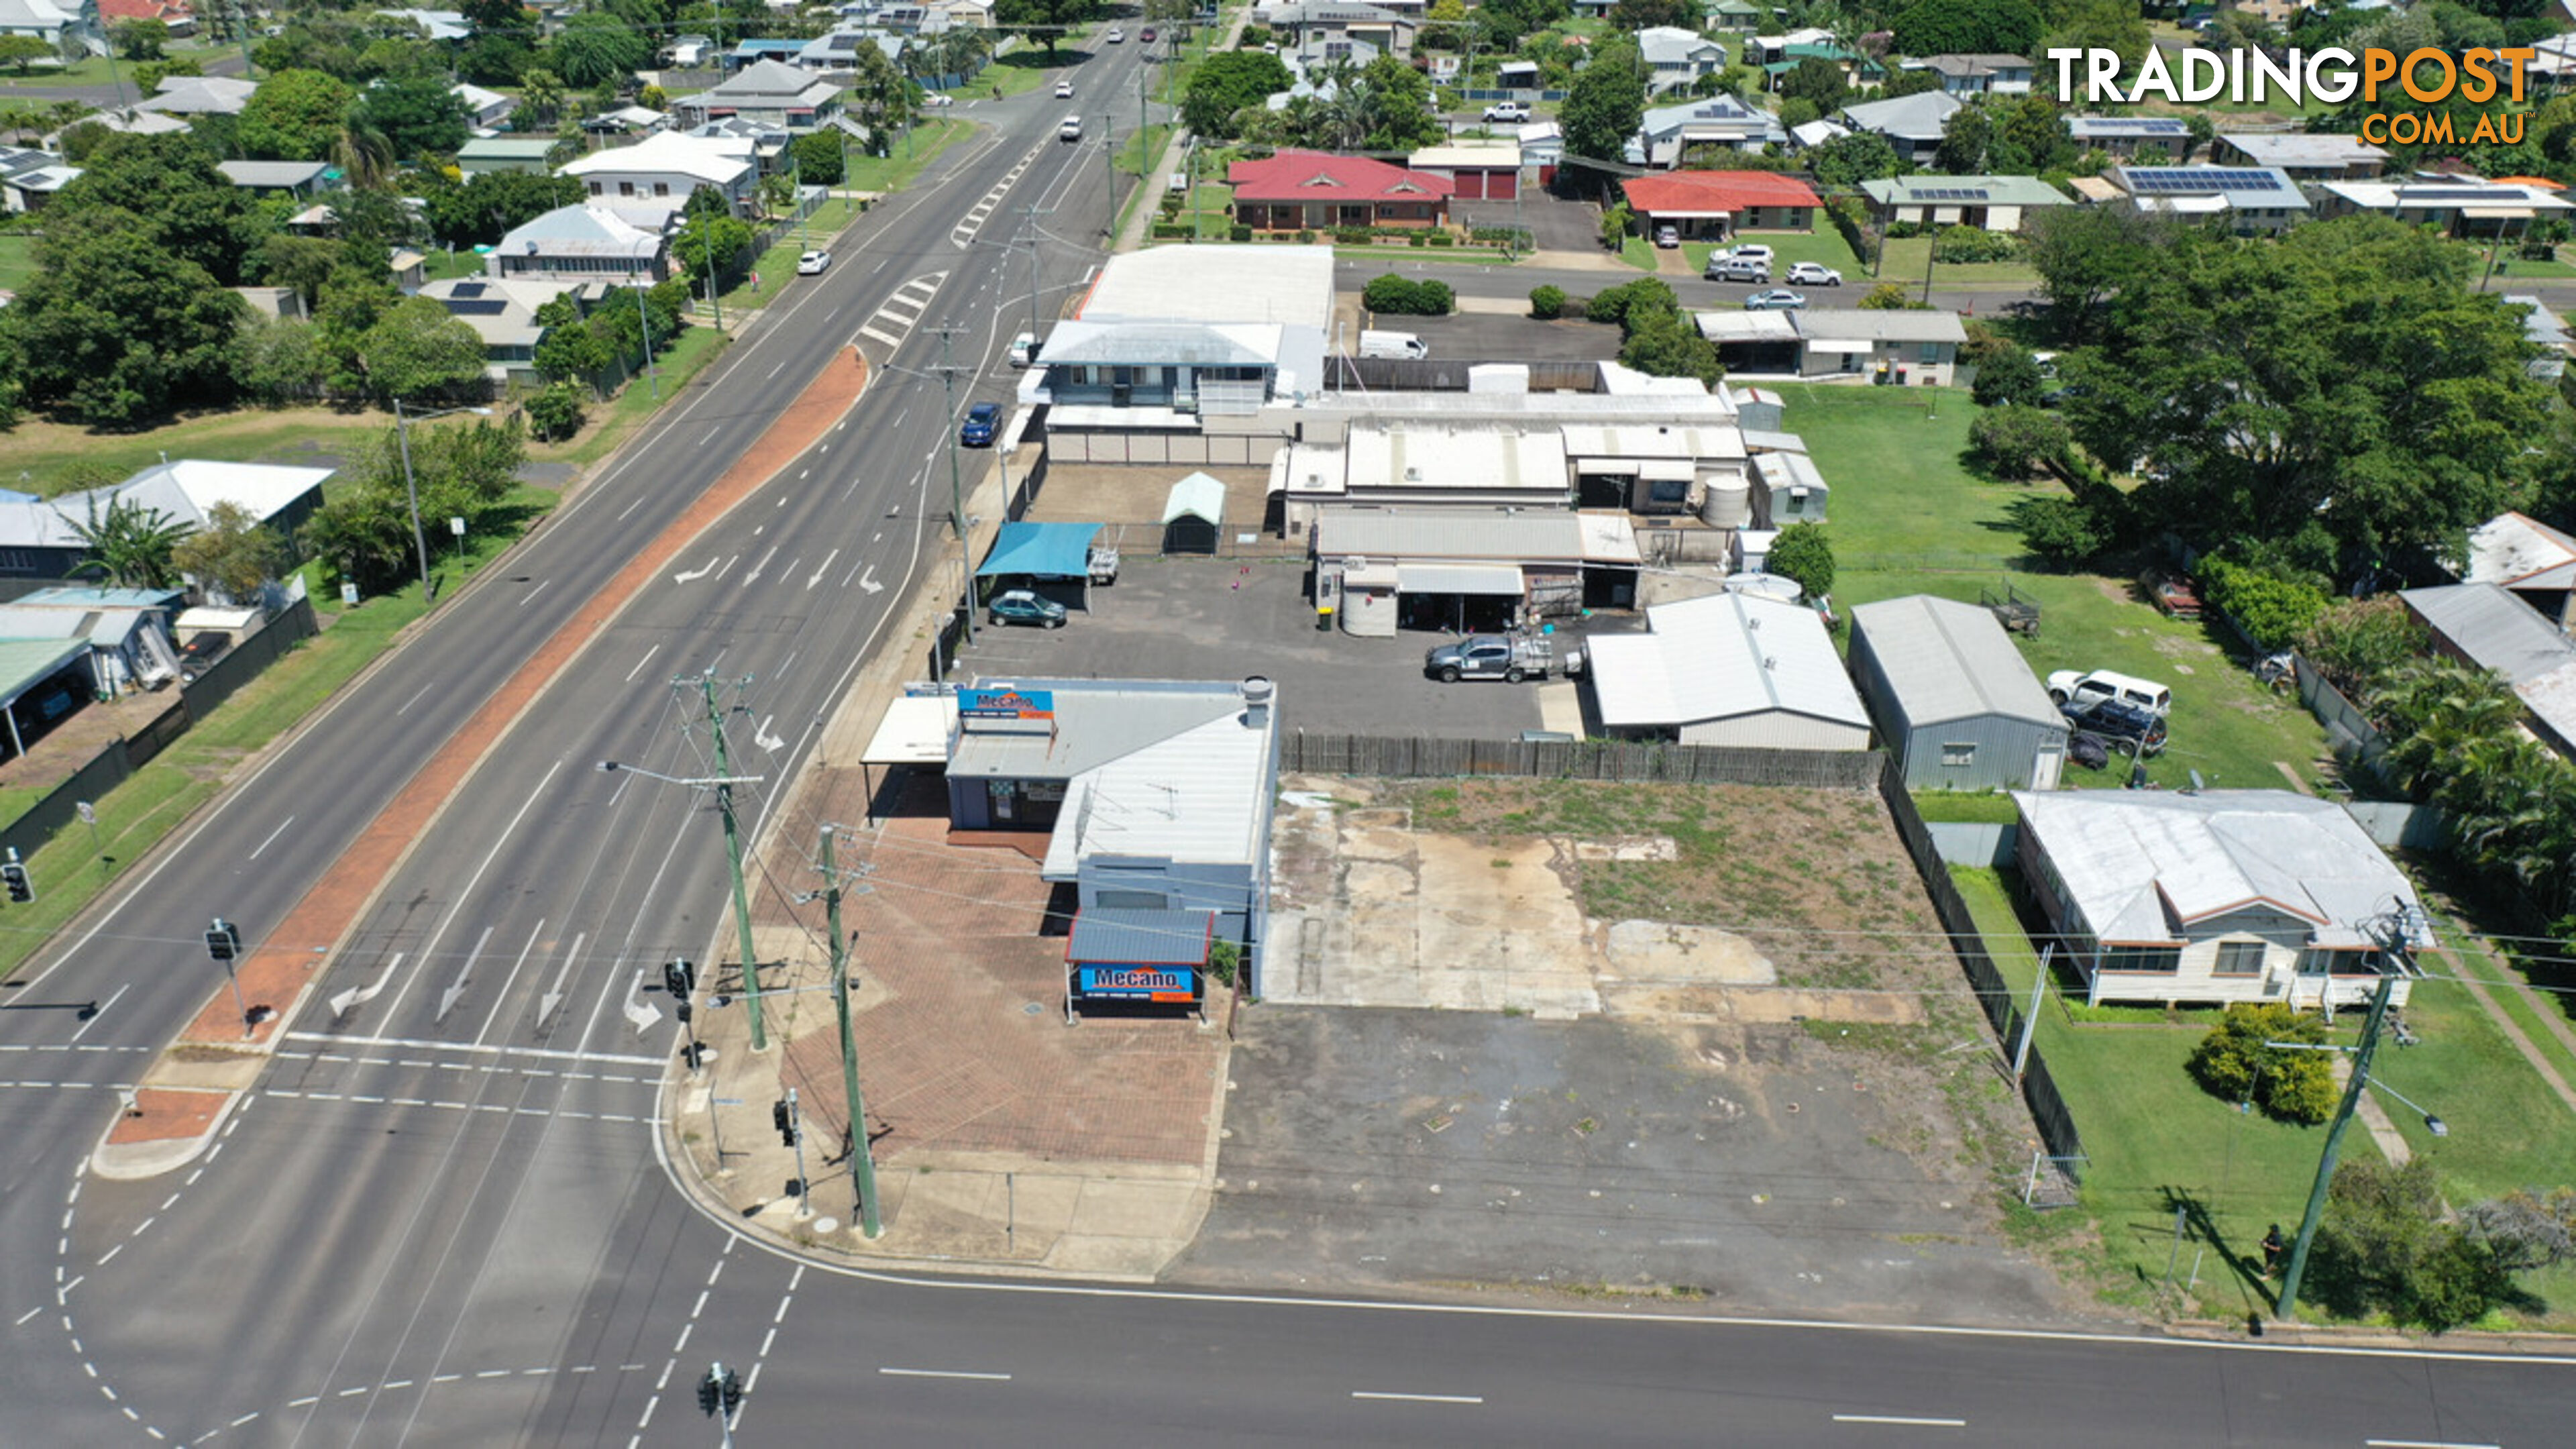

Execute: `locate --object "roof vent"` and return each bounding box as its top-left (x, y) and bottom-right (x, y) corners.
top-left (1239, 676), bottom-right (1274, 729)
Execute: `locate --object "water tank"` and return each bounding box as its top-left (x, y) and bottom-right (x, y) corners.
top-left (1701, 473), bottom-right (1752, 529)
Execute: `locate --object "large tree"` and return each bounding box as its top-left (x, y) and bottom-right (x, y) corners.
top-left (2063, 216), bottom-right (2552, 570)
top-left (170, 501), bottom-right (288, 602)
top-left (418, 168), bottom-right (584, 247)
top-left (1359, 52), bottom-right (1444, 151)
top-left (237, 67), bottom-right (356, 161)
top-left (994, 0), bottom-right (1091, 61)
top-left (301, 418), bottom-right (525, 592)
top-left (356, 295), bottom-right (489, 402)
top-left (2021, 203), bottom-right (2167, 343)
top-left (358, 72), bottom-right (471, 160)
top-left (1935, 103), bottom-right (1993, 174)
top-left (1560, 38), bottom-right (1646, 162)
top-left (550, 12), bottom-right (650, 88)
top-left (1181, 49), bottom-right (1291, 140)
top-left (13, 223), bottom-right (246, 423)
top-left (52, 131), bottom-right (263, 284)
top-left (2042, 0), bottom-right (2151, 77)
top-left (1807, 129), bottom-right (1904, 186)
top-left (1891, 0), bottom-right (2040, 59)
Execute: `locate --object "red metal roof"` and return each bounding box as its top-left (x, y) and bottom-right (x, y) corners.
top-left (99, 0), bottom-right (195, 21)
top-left (1226, 150), bottom-right (1455, 205)
top-left (1621, 170), bottom-right (1822, 215)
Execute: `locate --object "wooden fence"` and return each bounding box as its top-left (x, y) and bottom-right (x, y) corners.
top-left (1278, 733), bottom-right (1886, 789)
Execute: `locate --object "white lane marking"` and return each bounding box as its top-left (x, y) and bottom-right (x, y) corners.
top-left (1832, 1415), bottom-right (1966, 1428)
top-left (623, 645), bottom-right (659, 683)
top-left (13, 1307), bottom-right (41, 1326)
top-left (879, 1368), bottom-right (1011, 1381)
top-left (857, 566), bottom-right (882, 596)
top-left (858, 323), bottom-right (904, 347)
top-left (741, 547), bottom-right (777, 586)
top-left (68, 982), bottom-right (128, 1042)
top-left (536, 930), bottom-right (587, 1027)
top-left (698, 426), bottom-right (718, 447)
top-left (615, 492), bottom-right (649, 523)
top-left (380, 738), bottom-right (554, 1020)
top-left (1353, 1392), bottom-right (1483, 1405)
top-left (672, 559), bottom-right (716, 584)
top-left (2365, 1442), bottom-right (2503, 1449)
top-left (766, 359), bottom-right (788, 379)
top-left (753, 716), bottom-right (783, 753)
top-left (247, 816), bottom-right (295, 861)
top-left (395, 682), bottom-right (435, 716)
top-left (282, 1031), bottom-right (659, 1066)
top-left (472, 920), bottom-right (550, 1045)
top-left (330, 953), bottom-right (404, 1019)
top-left (892, 407), bottom-right (909, 429)
top-left (516, 579), bottom-right (552, 608)
top-left (712, 554), bottom-right (739, 582)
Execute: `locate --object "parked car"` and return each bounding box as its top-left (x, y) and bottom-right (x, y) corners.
top-left (1009, 331), bottom-right (1040, 368)
top-left (987, 589), bottom-right (1067, 629)
top-left (176, 631), bottom-right (231, 683)
top-left (2047, 668), bottom-right (2172, 718)
top-left (1055, 79), bottom-right (1074, 99)
top-left (796, 250), bottom-right (830, 275)
top-left (2141, 568), bottom-right (2203, 621)
top-left (1654, 224), bottom-right (1679, 248)
top-left (1743, 289), bottom-right (1807, 311)
top-left (920, 91), bottom-right (953, 107)
top-left (1784, 261), bottom-right (1842, 286)
top-left (960, 401), bottom-right (1001, 446)
top-left (1483, 101), bottom-right (1530, 123)
top-left (2065, 698), bottom-right (2169, 757)
top-left (1705, 254), bottom-right (1770, 284)
top-left (1715, 242), bottom-right (1774, 266)
top-left (1424, 633), bottom-right (1582, 684)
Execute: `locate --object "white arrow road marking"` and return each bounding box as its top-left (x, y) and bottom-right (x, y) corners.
top-left (621, 969), bottom-right (661, 1035)
top-left (329, 953), bottom-right (404, 1020)
top-left (807, 549), bottom-right (839, 589)
top-left (742, 546), bottom-right (777, 586)
top-left (858, 567), bottom-right (883, 595)
top-left (435, 927), bottom-right (495, 1024)
top-left (753, 716), bottom-right (784, 753)
top-left (536, 930), bottom-right (587, 1028)
top-left (673, 559), bottom-right (716, 584)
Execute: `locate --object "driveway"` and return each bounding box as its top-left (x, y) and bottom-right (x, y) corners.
top-left (1455, 191), bottom-right (1601, 254)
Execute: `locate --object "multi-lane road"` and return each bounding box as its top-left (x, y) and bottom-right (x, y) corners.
top-left (3, 40), bottom-right (2575, 1446)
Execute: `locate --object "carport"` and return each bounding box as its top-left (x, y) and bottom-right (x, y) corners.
top-left (0, 638), bottom-right (95, 760)
top-left (857, 692), bottom-right (957, 821)
top-left (1399, 561), bottom-right (1525, 634)
top-left (1162, 472), bottom-right (1224, 555)
top-left (977, 521), bottom-right (1103, 611)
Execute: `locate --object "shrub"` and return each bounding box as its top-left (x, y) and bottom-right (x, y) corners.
top-left (1229, 223), bottom-right (1252, 242)
top-left (1560, 293), bottom-right (1591, 320)
top-left (1586, 276), bottom-right (1678, 330)
top-left (2200, 557), bottom-right (2332, 650)
top-left (2012, 494), bottom-right (2108, 566)
top-left (2186, 1003), bottom-right (2336, 1125)
top-left (1971, 345), bottom-right (2045, 409)
top-left (525, 380), bottom-right (587, 441)
top-left (1858, 282), bottom-right (1925, 310)
top-left (1415, 278), bottom-right (1454, 313)
top-left (1426, 231), bottom-right (1454, 246)
top-left (1151, 222), bottom-right (1192, 238)
top-left (1335, 226), bottom-right (1371, 245)
top-left (1360, 274), bottom-right (1454, 316)
top-left (1766, 523), bottom-right (1834, 599)
top-left (1529, 284), bottom-right (1565, 319)
top-left (1410, 233), bottom-right (1426, 247)
top-left (1296, 229), bottom-right (1314, 244)
top-left (1932, 224), bottom-right (2017, 264)
top-left (1972, 405), bottom-right (2071, 480)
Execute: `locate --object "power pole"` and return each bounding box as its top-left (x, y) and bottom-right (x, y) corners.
top-left (696, 207), bottom-right (724, 332)
top-left (929, 326), bottom-right (979, 652)
top-left (2274, 967), bottom-right (2401, 1323)
top-left (1102, 109), bottom-right (1115, 236)
top-left (1014, 203), bottom-right (1054, 340)
top-left (685, 672), bottom-right (769, 1052)
top-left (819, 825), bottom-right (883, 1237)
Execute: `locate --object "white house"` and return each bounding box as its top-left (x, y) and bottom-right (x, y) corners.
top-left (1859, 174), bottom-right (2072, 233)
top-left (489, 203), bottom-right (669, 284)
top-left (133, 74), bottom-right (257, 116)
top-left (0, 0), bottom-right (98, 55)
top-left (2014, 789), bottom-right (2433, 1010)
top-left (1629, 94), bottom-right (1785, 167)
top-left (1585, 590), bottom-right (1869, 749)
top-left (560, 129), bottom-right (759, 211)
top-left (1634, 25), bottom-right (1727, 95)
top-left (451, 82), bottom-right (517, 131)
top-left (671, 58), bottom-right (843, 131)
top-left (1836, 90), bottom-right (1962, 166)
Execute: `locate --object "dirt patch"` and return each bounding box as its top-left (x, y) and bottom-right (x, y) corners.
top-left (1384, 778), bottom-right (1947, 992)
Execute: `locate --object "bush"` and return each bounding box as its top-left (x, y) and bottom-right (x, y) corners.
top-left (1296, 229), bottom-right (1314, 244)
top-left (1335, 226), bottom-right (1371, 245)
top-left (1151, 222), bottom-right (1192, 238)
top-left (1858, 282), bottom-right (1925, 310)
top-left (2310, 1158), bottom-right (2519, 1331)
top-left (1884, 220), bottom-right (1926, 240)
top-left (1230, 224), bottom-right (1252, 242)
top-left (1972, 405), bottom-right (2072, 481)
top-left (1586, 276), bottom-right (1678, 330)
top-left (525, 380), bottom-right (587, 441)
top-left (1361, 274), bottom-right (1455, 316)
top-left (1932, 224), bottom-right (2017, 264)
top-left (1427, 231), bottom-right (1454, 247)
top-left (2199, 557), bottom-right (2332, 650)
top-left (2186, 1003), bottom-right (2336, 1125)
top-left (1529, 284), bottom-right (1565, 319)
top-left (1971, 344), bottom-right (2045, 409)
top-left (1560, 293), bottom-right (1591, 320)
top-left (2012, 495), bottom-right (2108, 566)
top-left (1766, 523), bottom-right (1834, 598)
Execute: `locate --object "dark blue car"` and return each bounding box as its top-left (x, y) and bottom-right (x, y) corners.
top-left (961, 402), bottom-right (1000, 447)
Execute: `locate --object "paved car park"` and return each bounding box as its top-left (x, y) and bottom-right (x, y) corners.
top-left (1388, 311), bottom-right (1623, 362)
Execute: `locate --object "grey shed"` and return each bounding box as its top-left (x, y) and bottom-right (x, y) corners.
top-left (1848, 594), bottom-right (2068, 792)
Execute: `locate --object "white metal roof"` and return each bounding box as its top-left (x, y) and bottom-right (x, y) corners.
top-left (1315, 508), bottom-right (1587, 564)
top-left (1408, 142), bottom-right (1521, 170)
top-left (1588, 591), bottom-right (1866, 731)
top-left (1849, 594), bottom-right (2059, 727)
top-left (1556, 422), bottom-right (1746, 462)
top-left (2012, 790), bottom-right (2432, 948)
top-left (1344, 425), bottom-right (1569, 493)
top-left (1080, 244), bottom-right (1336, 331)
top-left (861, 693), bottom-right (957, 765)
top-left (2402, 583), bottom-right (2576, 687)
top-left (561, 131), bottom-right (755, 186)
top-left (1792, 309), bottom-right (1968, 345)
top-left (2466, 511), bottom-right (2576, 592)
top-left (1035, 687), bottom-right (1279, 877)
top-left (1163, 472), bottom-right (1227, 525)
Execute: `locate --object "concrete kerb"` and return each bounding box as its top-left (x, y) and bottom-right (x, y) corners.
top-left (80, 352), bottom-right (877, 1182)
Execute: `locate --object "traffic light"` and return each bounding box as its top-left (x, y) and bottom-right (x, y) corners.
top-left (721, 1368), bottom-right (743, 1413)
top-left (696, 1368), bottom-right (722, 1416)
top-left (2, 850), bottom-right (30, 904)
top-left (675, 1000), bottom-right (693, 1024)
top-left (772, 1099), bottom-right (797, 1147)
top-left (663, 959), bottom-right (696, 998)
top-left (205, 918), bottom-right (241, 962)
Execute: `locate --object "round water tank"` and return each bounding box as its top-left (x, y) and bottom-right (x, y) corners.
top-left (1701, 474), bottom-right (1752, 529)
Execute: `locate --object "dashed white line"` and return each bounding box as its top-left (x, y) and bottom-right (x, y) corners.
top-left (621, 645), bottom-right (661, 683)
top-left (879, 1368), bottom-right (1011, 1381)
top-left (247, 816), bottom-right (295, 861)
top-left (1354, 1391), bottom-right (1482, 1405)
top-left (1833, 1414), bottom-right (1966, 1427)
top-left (516, 578), bottom-right (552, 608)
top-left (2365, 1441), bottom-right (2502, 1449)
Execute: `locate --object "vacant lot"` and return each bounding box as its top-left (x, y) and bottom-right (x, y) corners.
top-left (1784, 384), bottom-right (2337, 794)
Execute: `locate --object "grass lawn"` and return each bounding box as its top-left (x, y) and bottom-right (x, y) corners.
top-left (2459, 240), bottom-right (2576, 280)
top-left (978, 48), bottom-right (1066, 99)
top-left (845, 117), bottom-right (969, 195)
top-left (0, 407), bottom-right (390, 496)
top-left (0, 231), bottom-right (35, 292)
top-left (533, 322), bottom-right (729, 469)
top-left (419, 248), bottom-right (486, 283)
top-left (1788, 383), bottom-right (2333, 794)
top-left (718, 195), bottom-right (867, 313)
top-left (1617, 235), bottom-right (1656, 270)
top-left (1878, 235), bottom-right (2039, 289)
top-left (0, 54), bottom-right (131, 88)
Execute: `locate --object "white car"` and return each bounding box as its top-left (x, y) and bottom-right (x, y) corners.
top-left (2047, 669), bottom-right (2173, 718)
top-left (1717, 242), bottom-right (1775, 266)
top-left (1104, 25), bottom-right (1123, 41)
top-left (796, 250), bottom-right (830, 275)
top-left (1009, 331), bottom-right (1040, 368)
top-left (1483, 101), bottom-right (1529, 123)
top-left (1784, 261), bottom-right (1842, 286)
top-left (921, 91), bottom-right (953, 107)
top-left (1055, 79), bottom-right (1074, 99)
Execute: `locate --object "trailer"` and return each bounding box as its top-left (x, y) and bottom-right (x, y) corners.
top-left (1980, 582), bottom-right (2041, 638)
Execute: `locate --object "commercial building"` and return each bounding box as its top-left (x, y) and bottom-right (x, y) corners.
top-left (1309, 508), bottom-right (1640, 635)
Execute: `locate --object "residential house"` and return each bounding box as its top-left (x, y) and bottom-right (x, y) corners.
top-left (214, 160), bottom-right (339, 200)
top-left (0, 585), bottom-right (187, 696)
top-left (937, 676), bottom-right (1281, 999)
top-left (1586, 591), bottom-right (1870, 749)
top-left (74, 107), bottom-right (192, 139)
top-left (1635, 25), bottom-right (1727, 95)
top-left (797, 30), bottom-right (906, 72)
top-left (1907, 53), bottom-right (2033, 95)
top-left (2108, 165), bottom-right (2310, 233)
top-left (0, 460), bottom-right (333, 594)
top-left (1309, 508), bottom-right (1640, 635)
top-left (2210, 130), bottom-right (2387, 180)
top-left (1847, 593), bottom-right (2068, 791)
top-left (418, 276), bottom-right (564, 385)
top-left (1787, 309), bottom-right (1967, 384)
top-left (2463, 512), bottom-right (2576, 633)
top-left (2402, 583), bottom-right (2576, 761)
top-left (724, 38), bottom-right (810, 67)
top-left (581, 104), bottom-right (671, 140)
top-left (664, 32), bottom-right (716, 67)
top-left (2505, 294), bottom-right (2571, 383)
top-left (1257, 1), bottom-right (1415, 60)
top-left (1786, 116), bottom-right (1850, 152)
top-left (1858, 173), bottom-right (2070, 233)
top-left (2310, 174), bottom-right (2574, 237)
top-left (1406, 140), bottom-right (1519, 200)
top-left (672, 58), bottom-right (843, 131)
top-left (2013, 790), bottom-right (2432, 1010)
top-left (388, 246), bottom-right (426, 294)
top-left (1629, 94), bottom-right (1785, 168)
top-left (1226, 150), bottom-right (1452, 231)
top-left (132, 74), bottom-right (254, 117)
top-left (1621, 170), bottom-right (1819, 241)
top-left (0, 0), bottom-right (97, 55)
top-left (455, 136), bottom-right (559, 176)
top-left (1836, 89), bottom-right (1964, 165)
top-left (2064, 114), bottom-right (2194, 160)
top-left (1756, 36), bottom-right (1882, 91)
top-left (560, 129), bottom-right (759, 211)
top-left (0, 145), bottom-right (77, 213)
top-left (490, 203), bottom-right (669, 284)
top-left (1703, 0), bottom-right (1760, 33)
top-left (451, 82), bottom-right (517, 131)
top-left (376, 7), bottom-right (467, 40)
top-left (1744, 26), bottom-right (1834, 64)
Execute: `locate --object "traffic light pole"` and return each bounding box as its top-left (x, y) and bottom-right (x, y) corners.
top-left (695, 674), bottom-right (768, 1051)
top-left (820, 825), bottom-right (883, 1238)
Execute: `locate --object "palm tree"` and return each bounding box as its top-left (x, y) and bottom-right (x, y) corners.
top-left (519, 68), bottom-right (566, 128)
top-left (333, 111), bottom-right (396, 190)
top-left (61, 496), bottom-right (195, 591)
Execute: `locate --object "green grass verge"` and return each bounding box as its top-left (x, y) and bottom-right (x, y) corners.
top-left (535, 323), bottom-right (729, 470)
top-left (846, 117), bottom-right (969, 195)
top-left (1616, 235), bottom-right (1656, 271)
top-left (1682, 229), bottom-right (1867, 279)
top-left (1908, 792), bottom-right (2021, 824)
top-left (977, 48), bottom-right (1066, 99)
top-left (718, 196), bottom-right (867, 313)
top-left (1786, 383), bottom-right (2332, 794)
top-left (2435, 926), bottom-right (2576, 1091)
top-left (0, 232), bottom-right (36, 292)
top-left (419, 248), bottom-right (486, 283)
top-left (0, 409), bottom-right (390, 496)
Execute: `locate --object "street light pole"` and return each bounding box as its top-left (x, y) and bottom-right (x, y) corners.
top-left (818, 825), bottom-right (883, 1237)
top-left (2275, 970), bottom-right (2399, 1323)
top-left (692, 673), bottom-right (769, 1052)
top-left (393, 397), bottom-right (436, 606)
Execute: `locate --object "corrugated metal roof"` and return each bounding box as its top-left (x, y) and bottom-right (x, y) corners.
top-left (949, 684), bottom-right (1241, 780)
top-left (1556, 423), bottom-right (1746, 460)
top-left (0, 638), bottom-right (88, 706)
top-left (1163, 473), bottom-right (1226, 526)
top-left (1080, 244), bottom-right (1336, 331)
top-left (2014, 790), bottom-right (2430, 948)
top-left (1793, 309), bottom-right (1968, 344)
top-left (1346, 426), bottom-right (1570, 493)
top-left (1590, 592), bottom-right (1866, 731)
top-left (2403, 583), bottom-right (2575, 686)
top-left (2466, 511), bottom-right (2576, 590)
top-left (1038, 688), bottom-right (1277, 877)
top-left (1039, 319), bottom-right (1285, 368)
top-left (1314, 508), bottom-right (1585, 563)
top-left (1849, 594), bottom-right (2058, 727)
top-left (1067, 908), bottom-right (1212, 965)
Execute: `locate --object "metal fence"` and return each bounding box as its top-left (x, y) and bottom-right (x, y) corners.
top-left (1279, 733), bottom-right (1887, 788)
top-left (0, 741), bottom-right (135, 867)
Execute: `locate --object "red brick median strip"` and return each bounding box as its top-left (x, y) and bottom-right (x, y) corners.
top-left (120, 352), bottom-right (873, 1143)
top-left (105, 1087), bottom-right (227, 1146)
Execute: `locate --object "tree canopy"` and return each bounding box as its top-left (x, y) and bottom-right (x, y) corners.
top-left (1560, 38), bottom-right (1645, 162)
top-left (237, 68), bottom-right (356, 162)
top-left (1891, 0), bottom-right (2041, 58)
top-left (1809, 130), bottom-right (1904, 186)
top-left (1182, 50), bottom-right (1292, 139)
top-left (418, 168), bottom-right (583, 248)
top-left (551, 13), bottom-right (651, 88)
top-left (1776, 56), bottom-right (1847, 113)
top-left (357, 296), bottom-right (489, 402)
top-left (358, 72), bottom-right (472, 160)
top-left (13, 222), bottom-right (246, 424)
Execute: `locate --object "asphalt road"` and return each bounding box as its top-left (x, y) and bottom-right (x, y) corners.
top-left (4, 44), bottom-right (2576, 1446)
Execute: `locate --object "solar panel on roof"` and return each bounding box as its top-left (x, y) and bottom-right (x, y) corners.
top-left (447, 300), bottom-right (508, 316)
top-left (1912, 186), bottom-right (1990, 201)
top-left (2406, 187), bottom-right (2512, 202)
top-left (450, 282), bottom-right (486, 298)
top-left (2123, 169), bottom-right (2286, 195)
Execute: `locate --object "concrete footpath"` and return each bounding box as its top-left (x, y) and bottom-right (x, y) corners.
top-left (661, 437), bottom-right (1230, 1281)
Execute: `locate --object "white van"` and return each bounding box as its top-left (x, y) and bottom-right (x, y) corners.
top-left (1009, 331), bottom-right (1040, 368)
top-left (2047, 668), bottom-right (2173, 718)
top-left (1059, 115), bottom-right (1083, 142)
top-left (1358, 329), bottom-right (1428, 360)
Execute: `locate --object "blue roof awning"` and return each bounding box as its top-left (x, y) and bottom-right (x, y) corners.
top-left (977, 522), bottom-right (1101, 579)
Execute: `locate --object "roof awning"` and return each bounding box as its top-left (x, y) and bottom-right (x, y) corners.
top-left (2463, 206), bottom-right (2535, 219)
top-left (1636, 208), bottom-right (1730, 219)
top-left (861, 694), bottom-right (956, 767)
top-left (1399, 563), bottom-right (1523, 595)
top-left (977, 521), bottom-right (1102, 578)
top-left (1803, 338), bottom-right (1874, 354)
top-left (1342, 562), bottom-right (1399, 589)
top-left (1635, 458), bottom-right (1695, 481)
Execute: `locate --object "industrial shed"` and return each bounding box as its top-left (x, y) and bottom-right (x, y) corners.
top-left (1848, 594), bottom-right (2066, 791)
top-left (1585, 592), bottom-right (1868, 748)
